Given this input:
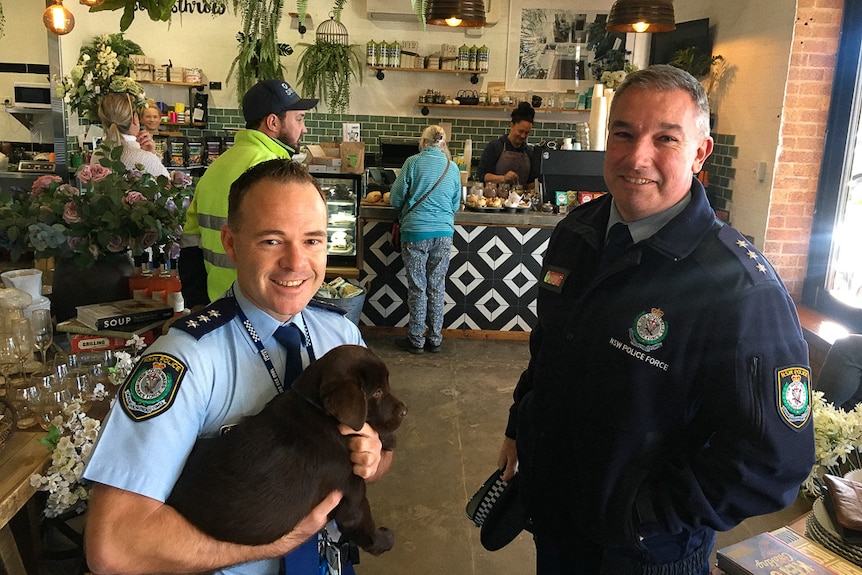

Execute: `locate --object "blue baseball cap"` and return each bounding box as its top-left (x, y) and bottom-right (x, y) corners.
top-left (242, 80), bottom-right (318, 124)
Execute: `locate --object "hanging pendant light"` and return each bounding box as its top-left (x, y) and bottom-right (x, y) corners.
top-left (426, 0), bottom-right (486, 28)
top-left (606, 0), bottom-right (675, 33)
top-left (79, 0), bottom-right (106, 6)
top-left (43, 0), bottom-right (75, 35)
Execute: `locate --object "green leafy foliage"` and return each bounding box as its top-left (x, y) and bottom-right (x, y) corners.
top-left (296, 40), bottom-right (362, 115)
top-left (668, 47), bottom-right (725, 79)
top-left (0, 145), bottom-right (194, 269)
top-left (227, 0), bottom-right (287, 107)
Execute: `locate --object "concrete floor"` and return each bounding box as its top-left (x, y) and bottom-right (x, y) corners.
top-left (35, 333), bottom-right (811, 575)
top-left (355, 332), bottom-right (812, 575)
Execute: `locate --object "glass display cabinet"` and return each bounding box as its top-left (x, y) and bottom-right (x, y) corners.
top-left (318, 174), bottom-right (363, 268)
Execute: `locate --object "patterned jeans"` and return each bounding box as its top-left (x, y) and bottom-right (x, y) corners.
top-left (401, 236), bottom-right (453, 348)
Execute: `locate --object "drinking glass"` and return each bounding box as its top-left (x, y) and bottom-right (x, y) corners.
top-left (11, 383), bottom-right (39, 430)
top-left (10, 317), bottom-right (33, 379)
top-left (31, 309), bottom-right (53, 372)
top-left (37, 373), bottom-right (72, 432)
top-left (0, 333), bottom-right (16, 398)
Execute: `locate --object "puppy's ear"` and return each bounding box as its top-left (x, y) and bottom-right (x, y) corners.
top-left (320, 374), bottom-right (367, 431)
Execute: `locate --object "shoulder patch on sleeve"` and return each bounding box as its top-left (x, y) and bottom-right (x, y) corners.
top-left (172, 296), bottom-right (239, 339)
top-left (717, 225), bottom-right (779, 284)
top-left (776, 365), bottom-right (812, 430)
top-left (120, 352), bottom-right (187, 422)
top-left (308, 299), bottom-right (348, 316)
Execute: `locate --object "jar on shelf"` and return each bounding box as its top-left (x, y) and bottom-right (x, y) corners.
top-left (468, 45), bottom-right (478, 71)
top-left (478, 45), bottom-right (490, 72)
top-left (458, 44), bottom-right (470, 71)
top-left (388, 41), bottom-right (401, 68)
top-left (366, 39), bottom-right (377, 67)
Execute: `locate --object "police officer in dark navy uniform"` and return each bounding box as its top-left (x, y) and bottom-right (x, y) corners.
top-left (84, 160), bottom-right (390, 575)
top-left (497, 65), bottom-right (815, 574)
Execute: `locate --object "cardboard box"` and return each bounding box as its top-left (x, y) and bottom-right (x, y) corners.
top-left (306, 144), bottom-right (342, 167)
top-left (425, 55), bottom-right (441, 70)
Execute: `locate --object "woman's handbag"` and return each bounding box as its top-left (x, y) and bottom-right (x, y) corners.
top-left (389, 221), bottom-right (403, 252)
top-left (389, 161), bottom-right (451, 252)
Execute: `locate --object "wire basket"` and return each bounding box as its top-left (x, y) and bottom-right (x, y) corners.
top-left (316, 16), bottom-right (349, 45)
top-left (0, 397), bottom-right (15, 455)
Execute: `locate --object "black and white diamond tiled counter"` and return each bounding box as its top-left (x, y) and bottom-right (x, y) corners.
top-left (357, 206), bottom-right (561, 332)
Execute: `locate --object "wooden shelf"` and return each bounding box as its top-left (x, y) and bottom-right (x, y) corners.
top-left (368, 65), bottom-right (485, 83)
top-left (416, 102), bottom-right (590, 115)
top-left (138, 80), bottom-right (206, 89)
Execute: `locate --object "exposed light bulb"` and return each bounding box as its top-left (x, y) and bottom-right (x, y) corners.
top-left (43, 1), bottom-right (75, 35)
top-left (80, 0), bottom-right (106, 6)
top-left (632, 21), bottom-right (650, 33)
top-left (445, 17), bottom-right (462, 26)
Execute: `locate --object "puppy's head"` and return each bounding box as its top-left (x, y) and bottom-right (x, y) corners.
top-left (294, 345), bottom-right (407, 442)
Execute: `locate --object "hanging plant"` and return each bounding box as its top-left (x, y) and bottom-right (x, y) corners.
top-left (296, 39), bottom-right (362, 115)
top-left (296, 6), bottom-right (362, 115)
top-left (226, 0), bottom-right (288, 107)
top-left (0, 0), bottom-right (6, 40)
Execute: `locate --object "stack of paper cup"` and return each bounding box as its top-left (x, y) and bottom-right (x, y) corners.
top-left (589, 84), bottom-right (608, 151)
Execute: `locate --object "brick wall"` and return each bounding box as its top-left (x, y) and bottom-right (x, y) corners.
top-left (768, 0), bottom-right (843, 300)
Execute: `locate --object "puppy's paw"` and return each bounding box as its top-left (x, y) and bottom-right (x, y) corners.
top-left (364, 527), bottom-right (394, 555)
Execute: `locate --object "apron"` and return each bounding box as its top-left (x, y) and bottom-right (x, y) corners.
top-left (494, 145), bottom-right (531, 186)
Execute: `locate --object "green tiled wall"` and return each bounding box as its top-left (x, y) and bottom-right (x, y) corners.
top-left (706, 133), bottom-right (737, 210)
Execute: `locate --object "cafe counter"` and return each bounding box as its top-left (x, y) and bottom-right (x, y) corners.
top-left (357, 205), bottom-right (563, 332)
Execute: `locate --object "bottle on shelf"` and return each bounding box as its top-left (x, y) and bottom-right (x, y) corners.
top-left (366, 39), bottom-right (377, 67)
top-left (129, 254), bottom-right (152, 300)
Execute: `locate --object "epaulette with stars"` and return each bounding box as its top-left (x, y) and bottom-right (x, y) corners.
top-left (172, 296), bottom-right (239, 340)
top-left (717, 224), bottom-right (780, 284)
top-left (307, 299), bottom-right (348, 316)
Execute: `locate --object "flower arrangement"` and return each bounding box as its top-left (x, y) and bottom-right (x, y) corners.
top-left (802, 390), bottom-right (862, 498)
top-left (55, 33), bottom-right (146, 121)
top-left (0, 145), bottom-right (194, 269)
top-left (599, 64), bottom-right (638, 90)
top-left (30, 335), bottom-right (147, 518)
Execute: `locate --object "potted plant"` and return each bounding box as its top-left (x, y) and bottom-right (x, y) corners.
top-left (0, 145), bottom-right (194, 320)
top-left (55, 34), bottom-right (146, 122)
top-left (295, 0), bottom-right (362, 115)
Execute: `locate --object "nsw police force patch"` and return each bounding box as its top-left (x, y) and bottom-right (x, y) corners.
top-left (776, 366), bottom-right (811, 430)
top-left (120, 352), bottom-right (187, 422)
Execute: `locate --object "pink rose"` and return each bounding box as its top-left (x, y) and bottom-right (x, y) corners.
top-left (30, 175), bottom-right (62, 196)
top-left (106, 235), bottom-right (126, 252)
top-left (139, 231), bottom-right (158, 248)
top-left (77, 164), bottom-right (112, 183)
top-left (62, 201), bottom-right (82, 224)
top-left (171, 171), bottom-right (192, 188)
top-left (67, 235), bottom-right (88, 252)
top-left (123, 191), bottom-right (146, 205)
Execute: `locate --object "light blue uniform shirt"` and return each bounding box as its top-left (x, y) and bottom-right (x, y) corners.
top-left (83, 285), bottom-right (364, 575)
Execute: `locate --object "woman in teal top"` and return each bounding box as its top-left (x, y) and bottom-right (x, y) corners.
top-left (389, 125), bottom-right (462, 354)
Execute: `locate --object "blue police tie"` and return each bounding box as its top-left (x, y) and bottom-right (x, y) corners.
top-left (275, 323), bottom-right (321, 572)
top-left (599, 222), bottom-right (633, 271)
top-left (274, 323), bottom-right (304, 388)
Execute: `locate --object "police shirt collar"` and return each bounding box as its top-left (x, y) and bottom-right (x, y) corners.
top-left (232, 283), bottom-right (306, 346)
top-left (608, 191), bottom-right (692, 245)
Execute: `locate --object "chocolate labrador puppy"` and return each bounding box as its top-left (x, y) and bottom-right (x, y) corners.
top-left (167, 344), bottom-right (407, 555)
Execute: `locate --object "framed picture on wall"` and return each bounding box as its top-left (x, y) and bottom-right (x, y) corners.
top-left (505, 0), bottom-right (637, 93)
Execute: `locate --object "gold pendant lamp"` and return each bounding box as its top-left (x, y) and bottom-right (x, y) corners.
top-left (426, 0), bottom-right (486, 27)
top-left (43, 0), bottom-right (75, 35)
top-left (606, 0), bottom-right (675, 33)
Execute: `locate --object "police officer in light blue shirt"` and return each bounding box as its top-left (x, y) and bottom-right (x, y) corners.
top-left (83, 159), bottom-right (390, 575)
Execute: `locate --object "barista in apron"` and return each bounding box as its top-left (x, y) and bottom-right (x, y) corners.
top-left (477, 101), bottom-right (540, 191)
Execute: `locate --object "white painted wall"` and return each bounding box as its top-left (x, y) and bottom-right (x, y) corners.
top-left (1, 0), bottom-right (796, 247)
top-left (674, 0), bottom-right (795, 246)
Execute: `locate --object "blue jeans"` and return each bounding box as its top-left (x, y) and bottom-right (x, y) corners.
top-left (401, 236), bottom-right (452, 347)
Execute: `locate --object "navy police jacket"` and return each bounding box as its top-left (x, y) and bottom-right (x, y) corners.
top-left (506, 179), bottom-right (814, 555)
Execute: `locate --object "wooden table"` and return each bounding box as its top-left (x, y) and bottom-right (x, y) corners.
top-left (0, 432), bottom-right (51, 575)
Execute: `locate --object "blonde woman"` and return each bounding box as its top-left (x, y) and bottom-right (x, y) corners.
top-left (388, 125), bottom-right (462, 354)
top-left (139, 98), bottom-right (163, 134)
top-left (96, 92), bottom-right (168, 178)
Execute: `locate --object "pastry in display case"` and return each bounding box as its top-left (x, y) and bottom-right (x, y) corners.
top-left (318, 174), bottom-right (362, 267)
